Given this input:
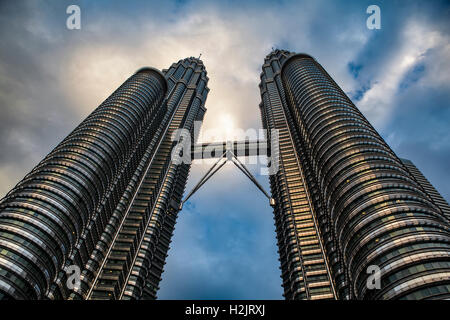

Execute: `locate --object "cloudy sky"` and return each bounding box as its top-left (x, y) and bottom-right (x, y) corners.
top-left (0, 0), bottom-right (449, 299)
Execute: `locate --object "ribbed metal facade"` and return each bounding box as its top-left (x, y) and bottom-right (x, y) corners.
top-left (260, 49), bottom-right (450, 300)
top-left (0, 58), bottom-right (209, 300)
top-left (0, 67), bottom-right (168, 299)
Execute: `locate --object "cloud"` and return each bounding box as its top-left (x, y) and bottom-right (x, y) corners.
top-left (356, 20), bottom-right (448, 128)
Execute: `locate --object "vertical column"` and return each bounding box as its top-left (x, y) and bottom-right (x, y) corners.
top-left (123, 59), bottom-right (209, 300)
top-left (259, 50), bottom-right (336, 300)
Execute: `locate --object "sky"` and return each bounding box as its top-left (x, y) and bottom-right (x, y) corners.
top-left (0, 0), bottom-right (449, 299)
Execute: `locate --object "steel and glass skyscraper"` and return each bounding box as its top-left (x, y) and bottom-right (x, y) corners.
top-left (259, 49), bottom-right (450, 300)
top-left (0, 50), bottom-right (449, 300)
top-left (0, 57), bottom-right (209, 300)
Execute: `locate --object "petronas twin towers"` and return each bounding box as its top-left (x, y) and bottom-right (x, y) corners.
top-left (0, 50), bottom-right (449, 300)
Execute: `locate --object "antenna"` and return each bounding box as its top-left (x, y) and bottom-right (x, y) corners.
top-left (198, 53), bottom-right (202, 59)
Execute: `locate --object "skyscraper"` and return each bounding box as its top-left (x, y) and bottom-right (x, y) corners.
top-left (0, 50), bottom-right (449, 300)
top-left (400, 158), bottom-right (450, 221)
top-left (259, 49), bottom-right (450, 300)
top-left (0, 57), bottom-right (209, 300)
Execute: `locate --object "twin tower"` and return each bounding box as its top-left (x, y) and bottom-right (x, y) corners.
top-left (0, 50), bottom-right (449, 300)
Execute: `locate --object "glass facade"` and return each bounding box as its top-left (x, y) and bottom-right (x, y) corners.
top-left (0, 58), bottom-right (209, 300)
top-left (259, 49), bottom-right (450, 300)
